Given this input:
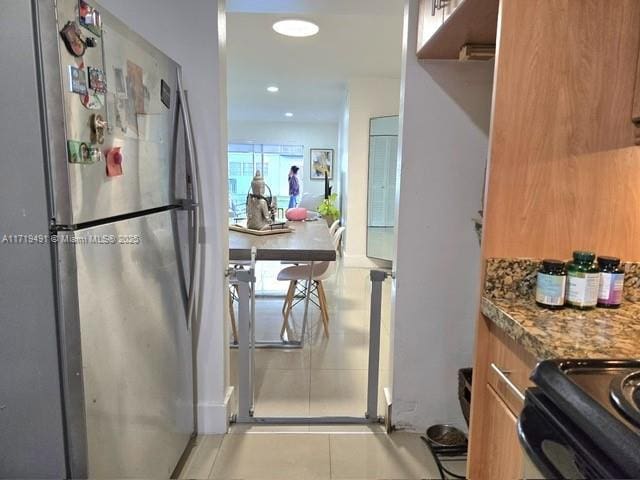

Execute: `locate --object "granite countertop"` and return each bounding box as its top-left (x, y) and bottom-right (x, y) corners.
top-left (482, 258), bottom-right (640, 360)
top-left (481, 296), bottom-right (640, 360)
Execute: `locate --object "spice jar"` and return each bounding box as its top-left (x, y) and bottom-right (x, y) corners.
top-left (597, 256), bottom-right (625, 308)
top-left (566, 251), bottom-right (600, 309)
top-left (535, 259), bottom-right (566, 309)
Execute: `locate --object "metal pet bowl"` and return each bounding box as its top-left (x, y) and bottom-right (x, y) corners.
top-left (425, 424), bottom-right (468, 447)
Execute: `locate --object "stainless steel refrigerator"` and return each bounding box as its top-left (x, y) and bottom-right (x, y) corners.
top-left (0, 0), bottom-right (202, 477)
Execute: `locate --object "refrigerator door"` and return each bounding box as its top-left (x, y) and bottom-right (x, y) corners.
top-left (51, 0), bottom-right (184, 225)
top-left (59, 209), bottom-right (194, 477)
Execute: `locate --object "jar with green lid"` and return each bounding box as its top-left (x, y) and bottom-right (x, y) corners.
top-left (597, 256), bottom-right (625, 308)
top-left (535, 259), bottom-right (566, 309)
top-left (565, 251), bottom-right (600, 309)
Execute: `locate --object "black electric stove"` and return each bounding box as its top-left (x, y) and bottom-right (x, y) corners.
top-left (518, 359), bottom-right (640, 479)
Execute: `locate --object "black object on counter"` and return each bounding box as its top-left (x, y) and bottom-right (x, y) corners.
top-left (518, 359), bottom-right (640, 479)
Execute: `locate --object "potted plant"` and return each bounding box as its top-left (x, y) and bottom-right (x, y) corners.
top-left (318, 193), bottom-right (340, 226)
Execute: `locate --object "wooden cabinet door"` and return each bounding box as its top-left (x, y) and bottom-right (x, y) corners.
top-left (481, 384), bottom-right (524, 479)
top-left (442, 0), bottom-right (464, 23)
top-left (417, 0), bottom-right (444, 52)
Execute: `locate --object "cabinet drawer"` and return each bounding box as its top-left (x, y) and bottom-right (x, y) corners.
top-left (486, 321), bottom-right (536, 414)
top-left (481, 383), bottom-right (524, 479)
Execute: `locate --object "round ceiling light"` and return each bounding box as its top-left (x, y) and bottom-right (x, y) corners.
top-left (272, 19), bottom-right (319, 38)
top-left (267, 85), bottom-right (279, 93)
top-left (284, 112), bottom-right (294, 117)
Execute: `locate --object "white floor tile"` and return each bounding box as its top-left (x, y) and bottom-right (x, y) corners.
top-left (309, 370), bottom-right (367, 417)
top-left (255, 346), bottom-right (312, 370)
top-left (253, 368), bottom-right (311, 417)
top-left (329, 432), bottom-right (440, 479)
top-left (178, 435), bottom-right (223, 479)
top-left (323, 308), bottom-right (370, 336)
top-left (210, 433), bottom-right (331, 479)
top-left (310, 333), bottom-right (369, 370)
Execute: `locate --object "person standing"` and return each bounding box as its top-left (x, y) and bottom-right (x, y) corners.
top-left (288, 166), bottom-right (300, 208)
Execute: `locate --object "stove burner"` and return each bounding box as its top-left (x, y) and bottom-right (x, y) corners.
top-left (610, 371), bottom-right (640, 428)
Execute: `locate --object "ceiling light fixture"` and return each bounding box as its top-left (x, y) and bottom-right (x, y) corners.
top-left (285, 112), bottom-right (294, 117)
top-left (267, 85), bottom-right (279, 93)
top-left (272, 19), bottom-right (319, 38)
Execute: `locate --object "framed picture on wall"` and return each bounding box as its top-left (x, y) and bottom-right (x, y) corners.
top-left (310, 148), bottom-right (334, 180)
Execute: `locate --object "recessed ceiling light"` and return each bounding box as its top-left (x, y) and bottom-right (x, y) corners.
top-left (273, 19), bottom-right (319, 38)
top-left (267, 85), bottom-right (279, 93)
top-left (285, 112), bottom-right (294, 117)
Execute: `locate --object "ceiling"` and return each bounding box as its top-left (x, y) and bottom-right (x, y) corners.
top-left (226, 0), bottom-right (404, 124)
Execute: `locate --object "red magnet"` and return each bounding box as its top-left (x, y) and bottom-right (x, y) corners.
top-left (106, 147), bottom-right (123, 177)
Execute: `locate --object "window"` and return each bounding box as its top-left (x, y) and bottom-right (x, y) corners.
top-left (228, 143), bottom-right (304, 213)
top-left (229, 162), bottom-right (241, 176)
top-left (242, 162), bottom-right (254, 177)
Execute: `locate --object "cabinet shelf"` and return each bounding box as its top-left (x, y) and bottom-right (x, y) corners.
top-left (417, 0), bottom-right (499, 60)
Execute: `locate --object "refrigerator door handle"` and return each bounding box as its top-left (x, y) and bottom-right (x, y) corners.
top-left (177, 67), bottom-right (202, 331)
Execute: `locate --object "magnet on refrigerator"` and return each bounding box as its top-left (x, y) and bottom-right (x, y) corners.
top-left (68, 65), bottom-right (88, 95)
top-left (60, 21), bottom-right (86, 57)
top-left (106, 147), bottom-right (123, 177)
top-left (79, 1), bottom-right (102, 37)
top-left (87, 67), bottom-right (106, 93)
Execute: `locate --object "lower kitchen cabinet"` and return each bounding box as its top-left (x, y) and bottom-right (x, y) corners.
top-left (480, 384), bottom-right (524, 479)
top-left (468, 319), bottom-right (537, 479)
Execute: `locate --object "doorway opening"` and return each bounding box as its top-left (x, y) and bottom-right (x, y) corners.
top-left (225, 1), bottom-right (404, 424)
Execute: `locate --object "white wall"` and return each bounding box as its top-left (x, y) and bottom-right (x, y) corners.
top-left (391, 0), bottom-right (494, 431)
top-left (228, 121), bottom-right (339, 198)
top-left (342, 77), bottom-right (401, 267)
top-left (337, 91), bottom-right (349, 209)
top-left (100, 0), bottom-right (231, 433)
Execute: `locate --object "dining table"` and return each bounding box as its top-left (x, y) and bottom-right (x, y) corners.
top-left (229, 219), bottom-right (337, 263)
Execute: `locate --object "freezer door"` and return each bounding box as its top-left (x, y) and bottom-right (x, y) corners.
top-left (61, 209), bottom-right (194, 477)
top-left (50, 0), bottom-right (185, 225)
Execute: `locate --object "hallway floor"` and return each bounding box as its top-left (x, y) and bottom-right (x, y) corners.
top-left (229, 261), bottom-right (393, 417)
top-left (195, 264), bottom-right (463, 479)
top-left (179, 429), bottom-right (451, 479)
top-left (180, 262), bottom-right (468, 479)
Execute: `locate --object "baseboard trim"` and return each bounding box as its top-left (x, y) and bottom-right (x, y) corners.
top-left (196, 386), bottom-right (235, 434)
top-left (343, 254), bottom-right (387, 269)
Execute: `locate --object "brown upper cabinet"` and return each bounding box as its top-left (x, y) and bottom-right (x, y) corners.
top-left (442, 0), bottom-right (464, 23)
top-left (417, 0), bottom-right (444, 53)
top-left (416, 0), bottom-right (499, 59)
